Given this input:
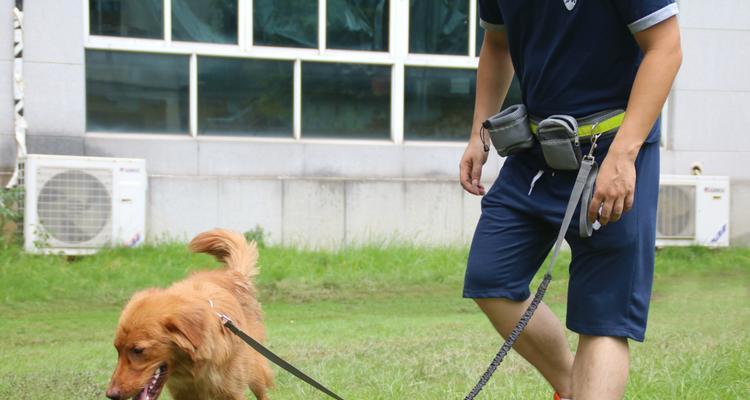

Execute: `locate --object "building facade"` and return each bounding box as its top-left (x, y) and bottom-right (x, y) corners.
top-left (1, 0), bottom-right (748, 246)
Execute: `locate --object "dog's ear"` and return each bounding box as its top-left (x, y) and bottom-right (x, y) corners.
top-left (163, 309), bottom-right (205, 361)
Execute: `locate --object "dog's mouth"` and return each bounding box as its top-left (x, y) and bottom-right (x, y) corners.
top-left (133, 364), bottom-right (167, 400)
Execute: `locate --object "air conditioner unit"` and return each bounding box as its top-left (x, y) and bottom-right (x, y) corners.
top-left (656, 175), bottom-right (729, 247)
top-left (19, 154), bottom-right (147, 255)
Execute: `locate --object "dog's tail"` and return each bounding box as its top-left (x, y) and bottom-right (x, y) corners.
top-left (188, 229), bottom-right (259, 280)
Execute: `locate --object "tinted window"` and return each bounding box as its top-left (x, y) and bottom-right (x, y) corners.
top-left (405, 67), bottom-right (475, 141)
top-left (254, 0), bottom-right (318, 48)
top-left (327, 0), bottom-right (389, 51)
top-left (198, 57), bottom-right (294, 137)
top-left (89, 0), bottom-right (162, 39)
top-left (409, 0), bottom-right (468, 55)
top-left (302, 62), bottom-right (391, 139)
top-left (172, 0), bottom-right (238, 44)
top-left (86, 50), bottom-right (189, 133)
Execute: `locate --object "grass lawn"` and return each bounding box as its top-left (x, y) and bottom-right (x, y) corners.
top-left (0, 244), bottom-right (748, 399)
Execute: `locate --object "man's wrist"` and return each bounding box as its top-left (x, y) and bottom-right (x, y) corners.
top-left (608, 134), bottom-right (643, 162)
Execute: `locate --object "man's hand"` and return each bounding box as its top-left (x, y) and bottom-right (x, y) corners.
top-left (460, 139), bottom-right (489, 196)
top-left (588, 149), bottom-right (637, 225)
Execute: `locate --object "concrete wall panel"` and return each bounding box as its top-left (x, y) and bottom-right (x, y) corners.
top-left (403, 181), bottom-right (463, 245)
top-left (25, 134), bottom-right (84, 156)
top-left (303, 143), bottom-right (403, 178)
top-left (674, 29), bottom-right (750, 92)
top-left (661, 150), bottom-right (750, 179)
top-left (218, 178), bottom-right (283, 245)
top-left (198, 140), bottom-right (304, 177)
top-left (24, 63), bottom-right (85, 136)
top-left (148, 176), bottom-right (219, 241)
top-left (344, 181), bottom-right (406, 244)
top-left (678, 0), bottom-right (750, 31)
top-left (0, 60), bottom-right (12, 135)
top-left (670, 90), bottom-right (750, 153)
top-left (282, 180), bottom-right (345, 248)
top-left (0, 134), bottom-right (15, 170)
top-left (23, 0), bottom-right (84, 65)
top-left (0, 0), bottom-right (11, 62)
top-left (86, 136), bottom-right (199, 176)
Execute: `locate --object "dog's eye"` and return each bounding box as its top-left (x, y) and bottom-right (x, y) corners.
top-left (131, 346), bottom-right (144, 355)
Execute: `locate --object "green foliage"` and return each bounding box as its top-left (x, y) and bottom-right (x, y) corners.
top-left (0, 186), bottom-right (23, 245)
top-left (244, 225), bottom-right (267, 249)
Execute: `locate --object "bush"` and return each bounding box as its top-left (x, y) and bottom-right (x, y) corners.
top-left (0, 186), bottom-right (23, 245)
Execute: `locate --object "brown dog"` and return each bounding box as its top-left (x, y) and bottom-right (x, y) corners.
top-left (106, 229), bottom-right (273, 400)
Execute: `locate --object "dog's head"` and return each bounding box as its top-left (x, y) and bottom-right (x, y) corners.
top-left (106, 289), bottom-right (205, 400)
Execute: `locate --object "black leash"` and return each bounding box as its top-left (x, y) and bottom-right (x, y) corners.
top-left (220, 316), bottom-right (345, 400)
top-left (463, 137), bottom-right (601, 399)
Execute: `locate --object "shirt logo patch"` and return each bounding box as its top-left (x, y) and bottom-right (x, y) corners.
top-left (564, 0), bottom-right (577, 11)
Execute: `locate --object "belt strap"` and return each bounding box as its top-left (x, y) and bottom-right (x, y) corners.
top-left (530, 111), bottom-right (625, 137)
top-left (463, 156), bottom-right (598, 400)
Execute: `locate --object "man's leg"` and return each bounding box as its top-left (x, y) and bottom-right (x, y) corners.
top-left (475, 298), bottom-right (574, 397)
top-left (573, 335), bottom-right (629, 400)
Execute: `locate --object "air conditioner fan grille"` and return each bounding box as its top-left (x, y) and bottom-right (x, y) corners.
top-left (36, 168), bottom-right (112, 245)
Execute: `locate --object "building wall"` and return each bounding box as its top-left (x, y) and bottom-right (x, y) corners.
top-left (660, 0), bottom-right (750, 244)
top-left (1, 0), bottom-right (749, 246)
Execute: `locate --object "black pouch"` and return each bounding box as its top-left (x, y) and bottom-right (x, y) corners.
top-left (536, 115), bottom-right (582, 170)
top-left (482, 104), bottom-right (534, 157)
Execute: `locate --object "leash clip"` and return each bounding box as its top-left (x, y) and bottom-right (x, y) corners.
top-left (584, 122), bottom-right (603, 161)
top-left (218, 313), bottom-right (233, 325)
top-left (208, 299), bottom-right (233, 325)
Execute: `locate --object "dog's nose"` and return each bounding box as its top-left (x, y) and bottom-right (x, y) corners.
top-left (105, 387), bottom-right (122, 400)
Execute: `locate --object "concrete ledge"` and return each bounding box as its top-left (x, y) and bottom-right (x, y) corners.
top-left (146, 175), bottom-right (481, 248)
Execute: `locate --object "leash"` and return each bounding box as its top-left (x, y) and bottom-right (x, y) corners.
top-left (463, 134), bottom-right (602, 400)
top-left (209, 301), bottom-right (345, 400)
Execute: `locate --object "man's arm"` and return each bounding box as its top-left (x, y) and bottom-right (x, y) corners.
top-left (589, 16), bottom-right (683, 224)
top-left (460, 30), bottom-right (515, 196)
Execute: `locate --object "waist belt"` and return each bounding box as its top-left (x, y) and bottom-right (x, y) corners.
top-left (530, 110), bottom-right (625, 139)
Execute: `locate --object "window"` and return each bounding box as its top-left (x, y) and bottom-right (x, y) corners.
top-left (302, 63), bottom-right (391, 139)
top-left (86, 0), bottom-right (496, 142)
top-left (89, 0), bottom-right (162, 39)
top-left (327, 0), bottom-right (389, 51)
top-left (409, 0), bottom-right (469, 55)
top-left (198, 57), bottom-right (294, 136)
top-left (86, 50), bottom-right (189, 133)
top-left (172, 0), bottom-right (238, 44)
top-left (253, 0), bottom-right (318, 48)
top-left (405, 67), bottom-right (475, 141)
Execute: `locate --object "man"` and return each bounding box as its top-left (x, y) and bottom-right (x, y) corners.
top-left (459, 1), bottom-right (682, 399)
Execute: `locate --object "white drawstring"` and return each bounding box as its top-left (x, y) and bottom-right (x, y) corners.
top-left (528, 170), bottom-right (544, 196)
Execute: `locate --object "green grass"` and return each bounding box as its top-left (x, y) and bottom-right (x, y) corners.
top-left (0, 243), bottom-right (748, 399)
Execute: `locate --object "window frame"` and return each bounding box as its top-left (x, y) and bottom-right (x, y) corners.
top-left (83, 0), bottom-right (479, 145)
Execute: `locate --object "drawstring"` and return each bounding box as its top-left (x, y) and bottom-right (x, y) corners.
top-left (528, 170), bottom-right (544, 196)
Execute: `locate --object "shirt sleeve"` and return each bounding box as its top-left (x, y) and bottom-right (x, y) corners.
top-left (613, 0), bottom-right (679, 33)
top-left (479, 0), bottom-right (505, 32)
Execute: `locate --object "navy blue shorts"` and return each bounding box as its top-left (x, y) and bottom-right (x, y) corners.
top-left (463, 136), bottom-right (659, 342)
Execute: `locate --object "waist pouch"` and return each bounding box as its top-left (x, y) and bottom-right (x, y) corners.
top-left (482, 104), bottom-right (534, 157)
top-left (536, 115), bottom-right (582, 171)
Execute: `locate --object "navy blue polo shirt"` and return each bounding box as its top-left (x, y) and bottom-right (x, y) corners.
top-left (479, 0), bottom-right (678, 141)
